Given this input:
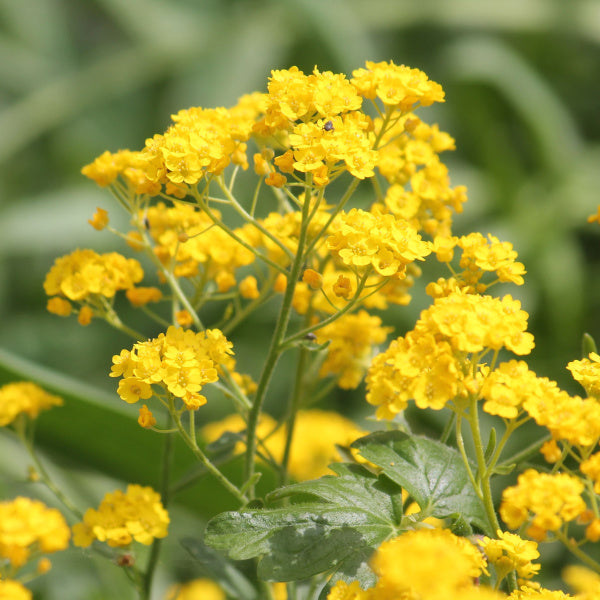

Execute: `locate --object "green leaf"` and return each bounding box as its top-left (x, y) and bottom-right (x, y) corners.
top-left (351, 431), bottom-right (491, 534)
top-left (205, 463), bottom-right (403, 587)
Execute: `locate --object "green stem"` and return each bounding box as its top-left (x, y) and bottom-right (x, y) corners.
top-left (215, 176), bottom-right (295, 262)
top-left (466, 395), bottom-right (502, 535)
top-left (17, 420), bottom-right (83, 520)
top-left (555, 529), bottom-right (600, 573)
top-left (495, 433), bottom-right (551, 472)
top-left (142, 419), bottom-right (174, 598)
top-left (281, 272), bottom-right (371, 347)
top-left (192, 187), bottom-right (287, 274)
top-left (243, 179), bottom-right (314, 496)
top-left (454, 412), bottom-right (482, 501)
top-left (280, 345), bottom-right (310, 486)
top-left (170, 398), bottom-right (248, 504)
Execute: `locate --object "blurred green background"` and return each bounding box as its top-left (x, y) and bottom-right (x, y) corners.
top-left (1, 0), bottom-right (600, 597)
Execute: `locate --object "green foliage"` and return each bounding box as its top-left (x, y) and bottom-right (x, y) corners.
top-left (351, 431), bottom-right (490, 534)
top-left (205, 462), bottom-right (403, 588)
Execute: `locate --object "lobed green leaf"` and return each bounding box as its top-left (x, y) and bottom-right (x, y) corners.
top-left (351, 431), bottom-right (491, 534)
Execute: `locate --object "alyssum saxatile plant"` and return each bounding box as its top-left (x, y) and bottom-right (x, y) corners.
top-left (2, 60), bottom-right (600, 600)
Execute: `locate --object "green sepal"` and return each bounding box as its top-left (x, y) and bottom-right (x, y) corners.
top-left (582, 332), bottom-right (598, 357)
top-left (491, 463), bottom-right (516, 475)
top-left (484, 428), bottom-right (497, 464)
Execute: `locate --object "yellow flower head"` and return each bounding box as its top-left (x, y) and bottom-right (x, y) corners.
top-left (328, 207), bottom-right (431, 278)
top-left (0, 382), bottom-right (63, 427)
top-left (370, 528), bottom-right (487, 600)
top-left (112, 326), bottom-right (232, 412)
top-left (44, 249), bottom-right (143, 303)
top-left (72, 484), bottom-right (169, 548)
top-left (0, 497), bottom-right (70, 568)
top-left (567, 352), bottom-right (600, 398)
top-left (480, 360), bottom-right (545, 420)
top-left (500, 469), bottom-right (586, 540)
top-left (478, 530), bottom-right (540, 582)
top-left (351, 60), bottom-right (445, 111)
top-left (418, 292), bottom-right (534, 355)
top-left (366, 329), bottom-right (460, 419)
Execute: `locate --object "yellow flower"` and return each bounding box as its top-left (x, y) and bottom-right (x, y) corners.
top-left (138, 404), bottom-right (157, 428)
top-left (164, 578), bottom-right (225, 600)
top-left (72, 484), bottom-right (169, 548)
top-left (581, 452), bottom-right (600, 493)
top-left (366, 329), bottom-right (460, 419)
top-left (326, 580), bottom-right (370, 600)
top-left (418, 292), bottom-right (534, 355)
top-left (239, 275), bottom-right (260, 299)
top-left (508, 588), bottom-right (573, 599)
top-left (46, 296), bottom-right (72, 316)
top-left (77, 305), bottom-right (94, 326)
top-left (302, 268), bottom-right (323, 290)
top-left (0, 382), bottom-right (63, 427)
top-left (175, 310), bottom-right (194, 328)
top-left (88, 207), bottom-right (109, 230)
top-left (126, 286), bottom-right (163, 307)
top-left (567, 352), bottom-right (600, 398)
top-left (478, 530), bottom-right (540, 582)
top-left (0, 497), bottom-right (70, 568)
top-left (117, 377), bottom-right (153, 404)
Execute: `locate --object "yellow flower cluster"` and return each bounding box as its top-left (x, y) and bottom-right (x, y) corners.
top-left (0, 497), bottom-right (70, 569)
top-left (0, 382), bottom-right (62, 426)
top-left (82, 99), bottom-right (259, 193)
top-left (480, 360), bottom-right (556, 420)
top-left (327, 528), bottom-right (495, 600)
top-left (428, 232), bottom-right (526, 296)
top-left (111, 325), bottom-right (233, 410)
top-left (202, 409), bottom-right (365, 481)
top-left (500, 469), bottom-right (586, 541)
top-left (366, 291), bottom-right (534, 419)
top-left (44, 248), bottom-right (144, 323)
top-left (327, 206), bottom-right (432, 277)
top-left (478, 530), bottom-right (540, 582)
top-left (418, 292), bottom-right (534, 355)
top-left (72, 484), bottom-right (169, 548)
top-left (350, 60), bottom-right (445, 110)
top-left (139, 202), bottom-right (256, 282)
top-left (568, 352), bottom-right (600, 398)
top-left (314, 310), bottom-right (391, 390)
